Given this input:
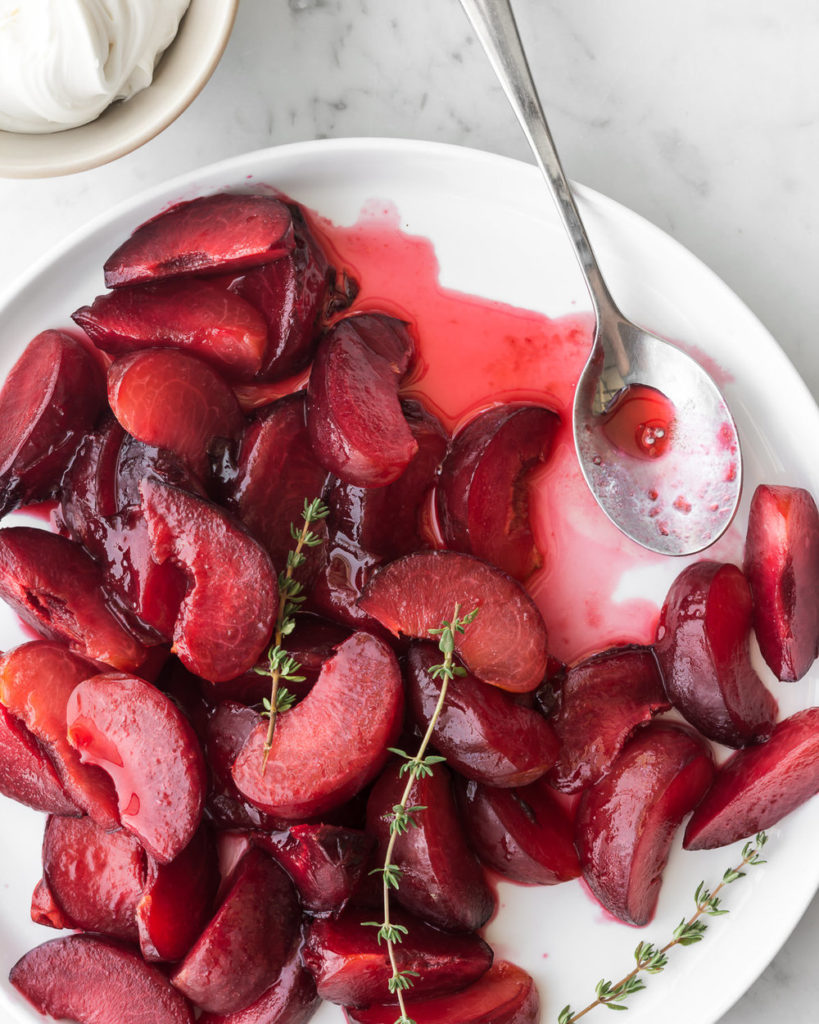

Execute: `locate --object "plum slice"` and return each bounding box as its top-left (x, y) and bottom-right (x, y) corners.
top-left (140, 480), bottom-right (276, 682)
top-left (307, 313), bottom-right (418, 486)
top-left (33, 815), bottom-right (145, 940)
top-left (74, 279), bottom-right (268, 380)
top-left (253, 823), bottom-right (374, 913)
top-left (366, 759), bottom-right (494, 932)
top-left (171, 847), bottom-right (300, 1015)
top-left (198, 949), bottom-right (320, 1024)
top-left (108, 349), bottom-right (244, 482)
top-left (138, 824), bottom-right (220, 962)
top-left (227, 392), bottom-right (329, 570)
top-left (548, 645), bottom-right (670, 793)
top-left (576, 721), bottom-right (714, 926)
top-left (359, 550), bottom-right (549, 692)
top-left (406, 642), bottom-right (559, 787)
top-left (228, 202), bottom-right (353, 380)
top-left (232, 632), bottom-right (403, 818)
top-left (10, 934), bottom-right (193, 1024)
top-left (346, 960), bottom-right (540, 1024)
top-left (685, 707), bottom-right (819, 849)
top-left (0, 329), bottom-right (106, 518)
top-left (327, 400), bottom-right (448, 561)
top-left (103, 192), bottom-right (294, 288)
top-left (654, 561), bottom-right (778, 747)
top-left (0, 641), bottom-right (118, 828)
top-left (457, 776), bottom-right (580, 885)
top-left (66, 672), bottom-right (206, 863)
top-left (437, 404), bottom-right (560, 581)
top-left (744, 484), bottom-right (819, 681)
top-left (302, 906), bottom-right (493, 1006)
top-left (0, 704), bottom-right (79, 815)
top-left (0, 527), bottom-right (147, 671)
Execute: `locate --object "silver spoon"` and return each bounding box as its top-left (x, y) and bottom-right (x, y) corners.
top-left (459, 0), bottom-right (741, 555)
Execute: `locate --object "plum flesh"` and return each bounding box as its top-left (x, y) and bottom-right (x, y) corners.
top-left (0, 703), bottom-right (79, 815)
top-left (346, 960), bottom-right (539, 1024)
top-left (141, 480), bottom-right (276, 682)
top-left (103, 192), bottom-right (294, 288)
top-left (576, 721), bottom-right (714, 926)
top-left (744, 484), bottom-right (819, 681)
top-left (10, 934), bottom-right (194, 1024)
top-left (685, 707), bottom-right (819, 849)
top-left (548, 645), bottom-right (670, 793)
top-left (67, 672), bottom-right (206, 863)
top-left (654, 561), bottom-right (778, 747)
top-left (359, 549), bottom-right (549, 692)
top-left (307, 313), bottom-right (418, 486)
top-left (232, 632), bottom-right (403, 818)
top-left (405, 641), bottom-right (559, 787)
top-left (366, 759), bottom-right (495, 932)
top-left (437, 403), bottom-right (559, 581)
top-left (0, 329), bottom-right (106, 518)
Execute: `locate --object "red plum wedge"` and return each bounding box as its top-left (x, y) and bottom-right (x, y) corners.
top-left (0, 527), bottom-right (147, 671)
top-left (0, 329), bottom-right (106, 518)
top-left (103, 193), bottom-right (294, 288)
top-left (0, 704), bottom-right (79, 815)
top-left (437, 404), bottom-right (559, 581)
top-left (307, 313), bottom-right (418, 486)
top-left (366, 759), bottom-right (495, 932)
top-left (10, 934), bottom-right (194, 1024)
top-left (74, 280), bottom-right (269, 380)
top-left (232, 632), bottom-right (403, 818)
top-left (457, 776), bottom-right (580, 886)
top-left (685, 707), bottom-right (819, 850)
top-left (654, 561), bottom-right (778, 747)
top-left (744, 484), bottom-right (819, 681)
top-left (576, 722), bottom-right (714, 926)
top-left (170, 848), bottom-right (300, 1015)
top-left (141, 480), bottom-right (276, 682)
top-left (548, 645), bottom-right (670, 793)
top-left (406, 642), bottom-right (559, 787)
top-left (108, 349), bottom-right (244, 482)
top-left (346, 960), bottom-right (540, 1024)
top-left (302, 906), bottom-right (493, 1006)
top-left (67, 672), bottom-right (206, 863)
top-left (359, 550), bottom-right (549, 692)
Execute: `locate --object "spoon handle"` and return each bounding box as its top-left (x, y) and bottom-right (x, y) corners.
top-left (459, 0), bottom-right (616, 322)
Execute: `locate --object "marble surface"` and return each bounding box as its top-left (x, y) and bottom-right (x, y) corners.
top-left (0, 1), bottom-right (817, 1021)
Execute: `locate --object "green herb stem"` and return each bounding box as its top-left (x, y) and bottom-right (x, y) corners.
top-left (557, 832), bottom-right (768, 1023)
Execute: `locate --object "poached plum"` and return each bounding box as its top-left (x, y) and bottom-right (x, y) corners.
top-left (359, 549), bottom-right (549, 692)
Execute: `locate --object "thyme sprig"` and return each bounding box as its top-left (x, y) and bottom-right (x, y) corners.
top-left (557, 832), bottom-right (768, 1022)
top-left (364, 604), bottom-right (478, 1024)
top-left (257, 497), bottom-right (328, 772)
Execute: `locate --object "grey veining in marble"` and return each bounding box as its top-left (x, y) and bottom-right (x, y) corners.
top-left (0, 2), bottom-right (817, 1021)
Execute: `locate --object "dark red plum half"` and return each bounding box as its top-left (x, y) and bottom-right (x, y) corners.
top-left (103, 192), bottom-right (294, 288)
top-left (685, 707), bottom-right (819, 849)
top-left (744, 484), bottom-right (819, 681)
top-left (654, 561), bottom-right (778, 747)
top-left (576, 721), bottom-right (714, 926)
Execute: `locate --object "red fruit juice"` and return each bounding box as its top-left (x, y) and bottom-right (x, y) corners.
top-left (310, 203), bottom-right (738, 663)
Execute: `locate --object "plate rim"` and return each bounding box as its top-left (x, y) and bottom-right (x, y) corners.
top-left (0, 136), bottom-right (816, 1024)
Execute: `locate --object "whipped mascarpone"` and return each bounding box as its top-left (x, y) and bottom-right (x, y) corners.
top-left (0, 0), bottom-right (191, 133)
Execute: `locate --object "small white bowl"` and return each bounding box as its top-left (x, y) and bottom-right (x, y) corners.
top-left (0, 0), bottom-right (239, 179)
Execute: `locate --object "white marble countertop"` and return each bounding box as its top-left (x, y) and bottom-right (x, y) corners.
top-left (0, 1), bottom-right (817, 1022)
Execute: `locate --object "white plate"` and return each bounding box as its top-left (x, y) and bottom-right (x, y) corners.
top-left (0, 138), bottom-right (817, 1024)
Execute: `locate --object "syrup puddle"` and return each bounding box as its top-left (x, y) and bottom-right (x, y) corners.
top-left (310, 201), bottom-right (741, 663)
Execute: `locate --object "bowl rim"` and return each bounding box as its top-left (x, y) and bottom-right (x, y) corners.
top-left (0, 0), bottom-right (239, 179)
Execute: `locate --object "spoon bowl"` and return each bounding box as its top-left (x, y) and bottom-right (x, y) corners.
top-left (460, 0), bottom-right (742, 555)
top-left (574, 313), bottom-right (740, 554)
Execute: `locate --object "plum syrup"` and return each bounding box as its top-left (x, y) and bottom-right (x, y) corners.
top-left (309, 202), bottom-right (738, 662)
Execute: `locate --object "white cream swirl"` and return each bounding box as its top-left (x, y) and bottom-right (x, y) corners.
top-left (0, 0), bottom-right (191, 133)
